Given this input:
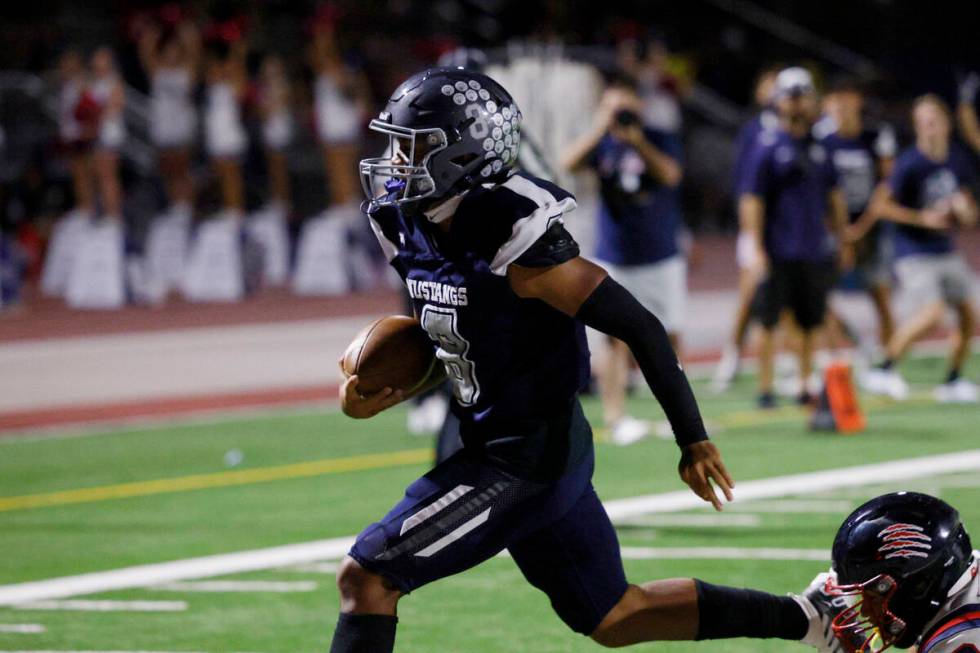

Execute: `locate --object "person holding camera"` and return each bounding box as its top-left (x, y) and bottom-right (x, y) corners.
top-left (562, 74), bottom-right (685, 445)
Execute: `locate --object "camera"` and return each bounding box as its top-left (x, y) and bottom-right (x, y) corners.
top-left (614, 109), bottom-right (641, 127)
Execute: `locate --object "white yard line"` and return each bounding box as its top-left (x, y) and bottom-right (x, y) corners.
top-left (150, 581), bottom-right (316, 593)
top-left (619, 546), bottom-right (829, 561)
top-left (1, 449), bottom-right (979, 607)
top-left (616, 514), bottom-right (761, 528)
top-left (0, 624), bottom-right (45, 633)
top-left (726, 499), bottom-right (856, 513)
top-left (282, 562), bottom-right (340, 574)
top-left (0, 540), bottom-right (352, 607)
top-left (12, 601), bottom-right (187, 613)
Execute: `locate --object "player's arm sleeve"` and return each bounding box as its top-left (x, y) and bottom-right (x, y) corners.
top-left (513, 222), bottom-right (580, 267)
top-left (576, 275), bottom-right (709, 448)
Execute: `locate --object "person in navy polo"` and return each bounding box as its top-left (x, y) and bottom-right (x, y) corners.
top-left (863, 94), bottom-right (979, 403)
top-left (562, 72), bottom-right (686, 444)
top-left (740, 67), bottom-right (849, 408)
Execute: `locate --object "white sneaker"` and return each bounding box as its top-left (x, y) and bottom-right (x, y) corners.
top-left (711, 345), bottom-right (740, 392)
top-left (934, 378), bottom-right (979, 403)
top-left (861, 367), bottom-right (909, 400)
top-left (609, 416), bottom-right (650, 446)
top-left (794, 572), bottom-right (862, 653)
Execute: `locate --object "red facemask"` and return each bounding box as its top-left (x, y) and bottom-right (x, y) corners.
top-left (825, 574), bottom-right (907, 653)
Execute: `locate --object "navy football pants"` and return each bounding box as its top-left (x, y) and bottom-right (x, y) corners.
top-left (349, 445), bottom-right (629, 634)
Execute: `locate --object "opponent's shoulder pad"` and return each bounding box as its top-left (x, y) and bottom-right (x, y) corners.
top-left (467, 171), bottom-right (577, 275)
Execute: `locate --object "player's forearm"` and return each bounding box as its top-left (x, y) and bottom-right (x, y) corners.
top-left (576, 276), bottom-right (708, 448)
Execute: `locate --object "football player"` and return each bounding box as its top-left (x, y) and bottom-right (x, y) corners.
top-left (331, 68), bottom-right (839, 652)
top-left (805, 491), bottom-right (978, 653)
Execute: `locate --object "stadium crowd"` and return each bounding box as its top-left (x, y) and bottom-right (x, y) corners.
top-left (0, 2), bottom-right (978, 418)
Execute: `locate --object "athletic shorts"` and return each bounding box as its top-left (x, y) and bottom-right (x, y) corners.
top-left (757, 260), bottom-right (835, 330)
top-left (895, 253), bottom-right (974, 308)
top-left (601, 255), bottom-right (687, 333)
top-left (349, 414), bottom-right (628, 634)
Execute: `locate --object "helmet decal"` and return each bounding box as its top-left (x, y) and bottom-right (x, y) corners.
top-left (878, 523), bottom-right (932, 559)
top-left (359, 68), bottom-right (523, 211)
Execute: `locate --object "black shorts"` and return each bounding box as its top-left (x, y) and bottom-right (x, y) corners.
top-left (349, 403), bottom-right (628, 634)
top-left (757, 260), bottom-right (835, 330)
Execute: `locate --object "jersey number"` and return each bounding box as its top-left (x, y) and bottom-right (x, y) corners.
top-left (420, 305), bottom-right (480, 406)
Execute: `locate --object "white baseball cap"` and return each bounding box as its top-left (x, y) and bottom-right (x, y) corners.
top-left (774, 67), bottom-right (815, 99)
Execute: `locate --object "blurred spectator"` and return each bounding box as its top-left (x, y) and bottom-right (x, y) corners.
top-left (90, 46), bottom-right (126, 223)
top-left (616, 35), bottom-right (687, 134)
top-left (957, 72), bottom-right (980, 156)
top-left (310, 22), bottom-right (368, 206)
top-left (713, 65), bottom-right (780, 391)
top-left (739, 67), bottom-right (848, 408)
top-left (138, 18), bottom-right (199, 221)
top-left (204, 31), bottom-right (248, 219)
top-left (562, 74), bottom-right (685, 445)
top-left (57, 49), bottom-right (97, 219)
top-left (257, 54), bottom-right (294, 214)
top-left (863, 95), bottom-right (979, 403)
top-left (823, 79), bottom-right (897, 351)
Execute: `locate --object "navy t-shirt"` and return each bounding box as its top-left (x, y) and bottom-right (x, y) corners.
top-left (888, 145), bottom-right (976, 258)
top-left (590, 127), bottom-right (683, 266)
top-left (742, 129), bottom-right (839, 262)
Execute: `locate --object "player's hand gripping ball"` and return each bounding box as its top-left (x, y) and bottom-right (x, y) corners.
top-left (339, 316), bottom-right (438, 418)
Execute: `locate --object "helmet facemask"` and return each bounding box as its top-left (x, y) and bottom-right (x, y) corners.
top-left (826, 575), bottom-right (907, 653)
top-left (360, 120), bottom-right (449, 208)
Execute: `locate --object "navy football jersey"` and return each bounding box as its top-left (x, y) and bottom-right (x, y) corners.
top-left (367, 171), bottom-right (590, 432)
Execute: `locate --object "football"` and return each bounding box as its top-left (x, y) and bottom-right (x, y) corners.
top-left (341, 315), bottom-right (438, 395)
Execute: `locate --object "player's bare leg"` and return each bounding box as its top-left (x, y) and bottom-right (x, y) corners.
top-left (599, 338), bottom-right (629, 424)
top-left (590, 579), bottom-right (698, 645)
top-left (69, 152), bottom-right (94, 215)
top-left (870, 284), bottom-right (895, 346)
top-left (589, 577), bottom-right (812, 647)
top-left (886, 300), bottom-right (945, 361)
top-left (329, 556), bottom-right (401, 653)
top-left (599, 337), bottom-right (649, 444)
top-left (950, 300), bottom-right (975, 373)
top-left (713, 268), bottom-right (760, 390)
top-left (94, 149), bottom-right (123, 220)
top-left (798, 328), bottom-right (816, 402)
top-left (757, 326), bottom-right (776, 404)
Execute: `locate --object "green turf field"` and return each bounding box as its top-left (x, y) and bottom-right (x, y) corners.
top-left (1, 354), bottom-right (979, 652)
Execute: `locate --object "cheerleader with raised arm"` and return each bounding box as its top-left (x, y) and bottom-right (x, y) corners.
top-left (90, 46), bottom-right (126, 223)
top-left (139, 18), bottom-right (199, 221)
top-left (257, 54), bottom-right (293, 214)
top-left (203, 31), bottom-right (248, 220)
top-left (57, 50), bottom-right (97, 220)
top-left (309, 19), bottom-right (367, 206)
